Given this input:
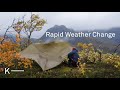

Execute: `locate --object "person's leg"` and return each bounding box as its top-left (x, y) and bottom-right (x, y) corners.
top-left (68, 59), bottom-right (72, 66)
top-left (72, 61), bottom-right (77, 67)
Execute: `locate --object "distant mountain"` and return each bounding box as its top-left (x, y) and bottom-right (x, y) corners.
top-left (1, 25), bottom-right (120, 54)
top-left (40, 25), bottom-right (91, 44)
top-left (107, 27), bottom-right (120, 43)
top-left (40, 25), bottom-right (120, 53)
top-left (0, 34), bottom-right (16, 43)
top-left (40, 25), bottom-right (75, 42)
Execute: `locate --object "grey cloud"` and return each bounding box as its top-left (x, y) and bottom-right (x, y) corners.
top-left (0, 12), bottom-right (120, 38)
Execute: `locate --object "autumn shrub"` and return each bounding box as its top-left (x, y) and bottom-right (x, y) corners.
top-left (0, 35), bottom-right (32, 69)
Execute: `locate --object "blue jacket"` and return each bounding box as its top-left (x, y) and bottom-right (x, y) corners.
top-left (68, 49), bottom-right (80, 62)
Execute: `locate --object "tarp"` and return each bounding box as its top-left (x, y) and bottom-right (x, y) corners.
top-left (20, 42), bottom-right (72, 71)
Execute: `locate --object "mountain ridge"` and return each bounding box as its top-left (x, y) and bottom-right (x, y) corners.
top-left (40, 25), bottom-right (120, 53)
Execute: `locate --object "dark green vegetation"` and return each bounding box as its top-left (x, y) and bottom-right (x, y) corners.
top-left (1, 60), bottom-right (120, 78)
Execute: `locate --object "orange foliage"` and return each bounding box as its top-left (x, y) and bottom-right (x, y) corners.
top-left (0, 34), bottom-right (32, 69)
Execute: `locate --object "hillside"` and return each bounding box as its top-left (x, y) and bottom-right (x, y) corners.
top-left (1, 58), bottom-right (120, 78)
top-left (1, 29), bottom-right (120, 78)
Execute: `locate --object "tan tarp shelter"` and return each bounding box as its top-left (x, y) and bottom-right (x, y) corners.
top-left (20, 42), bottom-right (72, 71)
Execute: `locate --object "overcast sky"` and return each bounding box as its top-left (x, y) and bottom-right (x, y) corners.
top-left (0, 12), bottom-right (120, 38)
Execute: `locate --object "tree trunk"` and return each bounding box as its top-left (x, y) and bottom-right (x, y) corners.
top-left (28, 32), bottom-right (32, 46)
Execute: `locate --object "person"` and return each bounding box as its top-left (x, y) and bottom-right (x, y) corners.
top-left (68, 47), bottom-right (80, 67)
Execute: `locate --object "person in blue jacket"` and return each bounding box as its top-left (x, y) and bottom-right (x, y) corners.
top-left (68, 47), bottom-right (80, 67)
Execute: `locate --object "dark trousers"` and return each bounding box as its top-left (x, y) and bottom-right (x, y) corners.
top-left (68, 59), bottom-right (77, 67)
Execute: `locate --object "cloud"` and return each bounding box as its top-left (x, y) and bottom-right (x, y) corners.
top-left (0, 12), bottom-right (120, 38)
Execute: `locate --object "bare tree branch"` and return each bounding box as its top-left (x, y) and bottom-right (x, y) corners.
top-left (0, 18), bottom-right (15, 44)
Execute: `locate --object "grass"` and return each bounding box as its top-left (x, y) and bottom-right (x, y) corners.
top-left (0, 60), bottom-right (120, 78)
